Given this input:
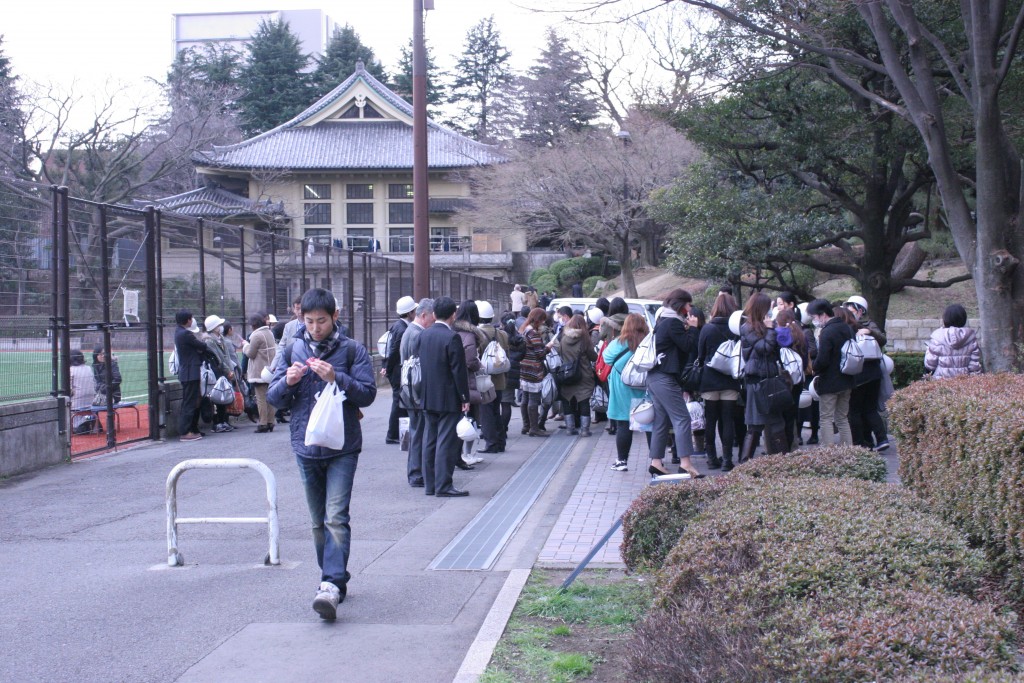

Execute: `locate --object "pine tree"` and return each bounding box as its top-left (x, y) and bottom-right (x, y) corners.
top-left (237, 19), bottom-right (313, 136)
top-left (312, 25), bottom-right (387, 98)
top-left (518, 29), bottom-right (599, 147)
top-left (450, 16), bottom-right (514, 141)
top-left (392, 38), bottom-right (445, 116)
top-left (0, 35), bottom-right (27, 178)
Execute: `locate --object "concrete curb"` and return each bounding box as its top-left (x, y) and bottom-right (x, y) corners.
top-left (452, 567), bottom-right (531, 683)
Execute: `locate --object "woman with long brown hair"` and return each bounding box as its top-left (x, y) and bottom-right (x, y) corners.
top-left (739, 292), bottom-right (787, 461)
top-left (603, 313), bottom-right (650, 471)
top-left (519, 307), bottom-right (551, 437)
top-left (551, 313), bottom-right (598, 436)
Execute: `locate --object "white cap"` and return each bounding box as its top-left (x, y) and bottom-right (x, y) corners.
top-left (796, 302), bottom-right (811, 326)
top-left (396, 295), bottom-right (417, 315)
top-left (845, 295), bottom-right (869, 313)
top-left (630, 400), bottom-right (655, 425)
top-left (188, 320), bottom-right (200, 333)
top-left (204, 314), bottom-right (226, 332)
top-left (266, 314), bottom-right (278, 324)
top-left (586, 308), bottom-right (604, 324)
top-left (476, 300), bottom-right (495, 319)
top-left (728, 310), bottom-right (744, 336)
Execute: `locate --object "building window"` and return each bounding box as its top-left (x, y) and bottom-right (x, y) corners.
top-left (346, 183), bottom-right (374, 199)
top-left (346, 203), bottom-right (374, 224)
top-left (303, 183), bottom-right (331, 200)
top-left (304, 203), bottom-right (332, 225)
top-left (388, 183), bottom-right (414, 199)
top-left (211, 226), bottom-right (241, 249)
top-left (389, 228), bottom-right (414, 253)
top-left (346, 228), bottom-right (376, 251)
top-left (305, 228), bottom-right (332, 246)
top-left (388, 202), bottom-right (413, 224)
top-left (431, 227), bottom-right (463, 252)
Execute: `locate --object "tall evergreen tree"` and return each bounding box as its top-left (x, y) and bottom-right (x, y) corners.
top-left (312, 24), bottom-right (387, 98)
top-left (518, 29), bottom-right (600, 147)
top-left (237, 19), bottom-right (313, 136)
top-left (0, 35), bottom-right (27, 178)
top-left (450, 16), bottom-right (514, 141)
top-left (392, 38), bottom-right (446, 117)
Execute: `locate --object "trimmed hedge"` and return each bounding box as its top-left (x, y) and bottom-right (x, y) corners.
top-left (731, 445), bottom-right (888, 483)
top-left (619, 478), bottom-right (726, 572)
top-left (889, 351), bottom-right (927, 390)
top-left (620, 446), bottom-right (886, 572)
top-left (627, 477), bottom-right (1014, 682)
top-left (889, 373), bottom-right (1024, 596)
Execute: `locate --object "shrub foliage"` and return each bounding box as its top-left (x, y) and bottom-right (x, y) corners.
top-left (628, 478), bottom-right (1014, 682)
top-left (889, 373), bottom-right (1024, 596)
top-left (888, 351), bottom-right (927, 390)
top-left (731, 444), bottom-right (888, 482)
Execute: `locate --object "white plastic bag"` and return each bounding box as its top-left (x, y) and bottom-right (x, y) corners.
top-left (481, 339), bottom-right (510, 374)
top-left (686, 400), bottom-right (705, 431)
top-left (304, 381), bottom-right (348, 450)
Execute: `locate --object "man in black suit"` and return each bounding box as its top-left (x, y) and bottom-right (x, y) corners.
top-left (418, 296), bottom-right (471, 497)
top-left (173, 310), bottom-right (216, 442)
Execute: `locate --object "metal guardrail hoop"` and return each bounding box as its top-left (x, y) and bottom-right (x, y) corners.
top-left (165, 458), bottom-right (280, 567)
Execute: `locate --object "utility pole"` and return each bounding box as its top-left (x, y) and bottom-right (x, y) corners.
top-left (412, 0), bottom-right (433, 299)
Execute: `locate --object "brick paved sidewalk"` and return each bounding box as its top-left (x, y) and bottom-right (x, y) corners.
top-left (538, 427), bottom-right (655, 567)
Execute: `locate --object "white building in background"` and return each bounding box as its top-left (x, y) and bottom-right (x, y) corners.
top-left (172, 9), bottom-right (339, 63)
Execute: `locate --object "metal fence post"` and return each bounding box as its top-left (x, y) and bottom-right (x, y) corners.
top-left (197, 218), bottom-right (207, 319)
top-left (50, 185), bottom-right (59, 398)
top-left (270, 233), bottom-right (278, 315)
top-left (239, 234), bottom-right (247, 338)
top-left (346, 248), bottom-right (355, 336)
top-left (57, 187), bottom-right (71, 403)
top-left (98, 205), bottom-right (116, 449)
top-left (145, 206), bottom-right (161, 441)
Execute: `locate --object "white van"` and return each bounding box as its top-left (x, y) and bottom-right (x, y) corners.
top-left (547, 297), bottom-right (662, 329)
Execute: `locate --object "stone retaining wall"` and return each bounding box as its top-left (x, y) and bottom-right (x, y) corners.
top-left (0, 398), bottom-right (67, 477)
top-left (885, 318), bottom-right (981, 352)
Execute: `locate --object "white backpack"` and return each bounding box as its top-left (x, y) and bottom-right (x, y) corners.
top-left (779, 347), bottom-right (804, 385)
top-left (168, 346), bottom-right (179, 375)
top-left (481, 339), bottom-right (510, 374)
top-left (377, 330), bottom-right (391, 357)
top-left (707, 339), bottom-right (744, 379)
top-left (840, 338), bottom-right (865, 376)
top-left (630, 329), bottom-right (661, 371)
top-left (857, 335), bottom-right (883, 360)
top-left (620, 353), bottom-right (649, 388)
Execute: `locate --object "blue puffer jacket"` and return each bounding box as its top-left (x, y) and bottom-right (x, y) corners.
top-left (267, 326), bottom-right (377, 459)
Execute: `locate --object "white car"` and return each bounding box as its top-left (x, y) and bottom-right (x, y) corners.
top-left (547, 297), bottom-right (662, 329)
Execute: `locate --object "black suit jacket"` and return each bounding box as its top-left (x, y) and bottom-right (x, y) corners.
top-left (418, 321), bottom-right (470, 413)
top-left (174, 325), bottom-right (214, 382)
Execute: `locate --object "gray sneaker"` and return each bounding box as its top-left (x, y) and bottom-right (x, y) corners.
top-left (312, 581), bottom-right (341, 620)
top-left (610, 460), bottom-right (628, 472)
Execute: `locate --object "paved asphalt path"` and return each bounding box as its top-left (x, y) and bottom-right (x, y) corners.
top-left (0, 389), bottom-right (581, 683)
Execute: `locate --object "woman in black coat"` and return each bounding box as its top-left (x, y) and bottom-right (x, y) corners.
top-left (697, 293), bottom-right (741, 471)
top-left (739, 293), bottom-right (788, 462)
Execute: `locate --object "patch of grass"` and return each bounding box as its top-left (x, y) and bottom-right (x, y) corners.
top-left (483, 570), bottom-right (651, 683)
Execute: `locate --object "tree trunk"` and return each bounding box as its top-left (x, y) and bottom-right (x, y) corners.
top-left (620, 237), bottom-right (638, 297)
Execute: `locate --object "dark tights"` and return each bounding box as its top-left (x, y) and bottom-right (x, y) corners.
top-left (614, 418), bottom-right (651, 462)
top-left (704, 399), bottom-right (736, 464)
top-left (568, 397), bottom-right (591, 419)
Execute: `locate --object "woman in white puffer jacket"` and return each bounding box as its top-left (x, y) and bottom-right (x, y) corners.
top-left (924, 304), bottom-right (982, 378)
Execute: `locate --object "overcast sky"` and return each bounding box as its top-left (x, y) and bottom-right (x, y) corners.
top-left (3, 0), bottom-right (569, 92)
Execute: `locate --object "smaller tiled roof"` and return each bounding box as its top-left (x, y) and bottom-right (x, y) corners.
top-left (429, 198), bottom-right (471, 214)
top-left (152, 186), bottom-right (284, 219)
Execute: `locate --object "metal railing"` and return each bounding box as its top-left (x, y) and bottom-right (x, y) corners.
top-left (165, 458), bottom-right (280, 567)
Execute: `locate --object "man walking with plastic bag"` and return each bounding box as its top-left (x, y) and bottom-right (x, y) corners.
top-left (268, 288), bottom-right (377, 621)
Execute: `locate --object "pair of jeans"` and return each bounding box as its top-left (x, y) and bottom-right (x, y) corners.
top-left (819, 389), bottom-right (853, 447)
top-left (614, 418), bottom-right (652, 462)
top-left (295, 452), bottom-right (359, 590)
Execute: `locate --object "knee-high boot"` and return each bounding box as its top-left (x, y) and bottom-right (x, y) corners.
top-left (528, 404), bottom-right (549, 437)
top-left (565, 414), bottom-right (578, 435)
top-left (579, 416), bottom-right (591, 437)
top-left (739, 428), bottom-right (761, 464)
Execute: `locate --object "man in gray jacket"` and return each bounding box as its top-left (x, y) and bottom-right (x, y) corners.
top-left (400, 299), bottom-right (435, 487)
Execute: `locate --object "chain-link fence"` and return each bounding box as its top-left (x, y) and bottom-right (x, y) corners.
top-left (1, 178), bottom-right (510, 456)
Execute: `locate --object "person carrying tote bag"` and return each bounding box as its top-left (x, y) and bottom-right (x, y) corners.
top-left (739, 293), bottom-right (789, 462)
top-left (645, 289), bottom-right (704, 479)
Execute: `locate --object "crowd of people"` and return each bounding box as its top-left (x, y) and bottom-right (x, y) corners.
top-left (162, 280), bottom-right (981, 623)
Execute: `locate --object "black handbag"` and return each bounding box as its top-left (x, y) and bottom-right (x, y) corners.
top-left (680, 359), bottom-right (703, 393)
top-left (755, 362), bottom-right (794, 414)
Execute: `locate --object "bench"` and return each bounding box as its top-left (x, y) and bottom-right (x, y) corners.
top-left (71, 401), bottom-right (141, 434)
